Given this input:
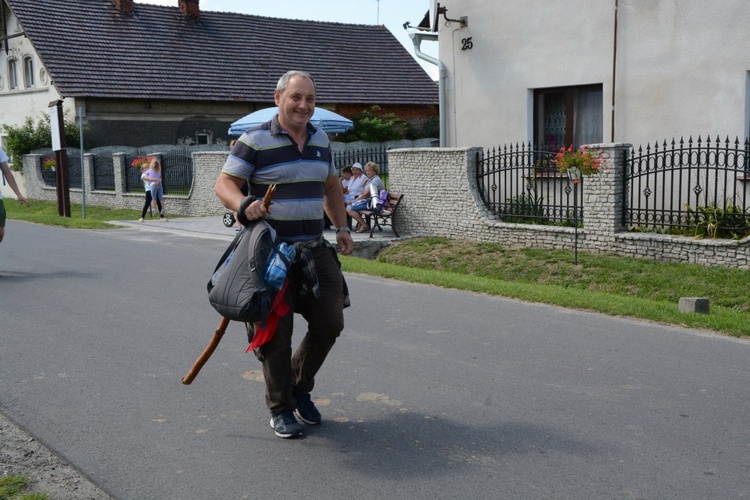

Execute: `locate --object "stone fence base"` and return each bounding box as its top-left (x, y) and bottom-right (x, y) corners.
top-left (19, 146), bottom-right (750, 268)
top-left (387, 146), bottom-right (750, 269)
top-left (22, 151), bottom-right (227, 217)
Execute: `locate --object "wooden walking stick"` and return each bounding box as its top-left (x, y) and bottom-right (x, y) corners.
top-left (262, 184), bottom-right (276, 209)
top-left (182, 316), bottom-right (230, 385)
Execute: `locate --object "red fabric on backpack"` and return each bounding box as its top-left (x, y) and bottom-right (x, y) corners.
top-left (246, 281), bottom-right (290, 352)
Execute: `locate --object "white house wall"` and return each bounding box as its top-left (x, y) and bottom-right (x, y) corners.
top-left (438, 0), bottom-right (750, 149)
top-left (0, 5), bottom-right (62, 136)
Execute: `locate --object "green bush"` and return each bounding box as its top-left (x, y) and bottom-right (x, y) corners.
top-left (2, 113), bottom-right (86, 171)
top-left (685, 202), bottom-right (750, 239)
top-left (501, 191), bottom-right (548, 224)
top-left (405, 116), bottom-right (439, 140)
top-left (335, 105), bottom-right (409, 143)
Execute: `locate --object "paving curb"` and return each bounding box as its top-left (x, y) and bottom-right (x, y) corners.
top-left (110, 216), bottom-right (402, 259)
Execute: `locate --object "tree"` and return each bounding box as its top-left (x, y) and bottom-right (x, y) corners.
top-left (335, 106), bottom-right (409, 143)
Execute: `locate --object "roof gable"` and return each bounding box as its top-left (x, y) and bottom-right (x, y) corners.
top-left (6, 0), bottom-right (437, 105)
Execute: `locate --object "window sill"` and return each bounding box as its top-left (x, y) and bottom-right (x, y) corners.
top-left (1, 86), bottom-right (50, 95)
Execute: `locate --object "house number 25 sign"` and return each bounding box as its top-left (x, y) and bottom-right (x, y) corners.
top-left (461, 37), bottom-right (473, 50)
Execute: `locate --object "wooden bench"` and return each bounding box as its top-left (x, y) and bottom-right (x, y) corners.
top-left (359, 192), bottom-right (404, 238)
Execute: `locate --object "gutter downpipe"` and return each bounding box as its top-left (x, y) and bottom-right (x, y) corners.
top-left (409, 31), bottom-right (446, 147)
top-left (611, 0), bottom-right (618, 142)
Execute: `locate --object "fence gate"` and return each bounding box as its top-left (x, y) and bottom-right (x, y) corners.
top-left (93, 155), bottom-right (115, 191)
top-left (159, 148), bottom-right (193, 196)
top-left (123, 148), bottom-right (194, 195)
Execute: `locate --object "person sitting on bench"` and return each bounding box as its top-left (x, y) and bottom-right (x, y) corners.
top-left (345, 162), bottom-right (384, 233)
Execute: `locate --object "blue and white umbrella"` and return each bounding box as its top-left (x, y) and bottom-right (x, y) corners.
top-left (228, 107), bottom-right (354, 136)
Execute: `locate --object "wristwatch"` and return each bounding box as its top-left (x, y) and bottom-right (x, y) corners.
top-left (335, 227), bottom-right (351, 234)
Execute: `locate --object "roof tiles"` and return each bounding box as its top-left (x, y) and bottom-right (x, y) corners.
top-left (6, 0), bottom-right (437, 104)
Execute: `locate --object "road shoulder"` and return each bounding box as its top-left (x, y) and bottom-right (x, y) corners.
top-left (0, 412), bottom-right (111, 499)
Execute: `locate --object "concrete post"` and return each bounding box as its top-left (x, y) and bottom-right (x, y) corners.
top-left (582, 143), bottom-right (631, 243)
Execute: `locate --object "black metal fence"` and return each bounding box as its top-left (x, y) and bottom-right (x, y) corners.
top-left (40, 154), bottom-right (55, 185)
top-left (124, 148), bottom-right (193, 195)
top-left (39, 147), bottom-right (194, 196)
top-left (124, 153), bottom-right (145, 193)
top-left (333, 145), bottom-right (390, 184)
top-left (476, 143), bottom-right (582, 225)
top-left (625, 136), bottom-right (750, 237)
top-left (40, 151), bottom-right (82, 189)
top-left (161, 148), bottom-right (193, 196)
top-left (93, 154), bottom-right (115, 191)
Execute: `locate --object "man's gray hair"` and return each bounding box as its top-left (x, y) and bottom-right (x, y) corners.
top-left (276, 70), bottom-right (316, 92)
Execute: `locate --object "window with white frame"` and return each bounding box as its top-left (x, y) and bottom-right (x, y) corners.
top-left (8, 58), bottom-right (18, 90)
top-left (23, 56), bottom-right (34, 88)
top-left (534, 84), bottom-right (603, 149)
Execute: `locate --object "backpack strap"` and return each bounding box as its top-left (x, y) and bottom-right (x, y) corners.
top-left (235, 195), bottom-right (258, 227)
top-left (206, 227), bottom-right (245, 293)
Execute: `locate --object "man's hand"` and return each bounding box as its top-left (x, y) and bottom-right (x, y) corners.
top-left (241, 199), bottom-right (269, 222)
top-left (336, 231), bottom-right (354, 256)
top-left (17, 195), bottom-right (29, 207)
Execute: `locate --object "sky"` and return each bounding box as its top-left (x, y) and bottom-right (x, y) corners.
top-left (138, 0), bottom-right (439, 79)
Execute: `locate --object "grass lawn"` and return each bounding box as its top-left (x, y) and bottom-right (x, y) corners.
top-left (5, 198), bottom-right (149, 229)
top-left (341, 237), bottom-right (750, 338)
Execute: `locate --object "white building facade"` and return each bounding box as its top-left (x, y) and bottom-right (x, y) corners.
top-left (0, 5), bottom-right (63, 137)
top-left (430, 0), bottom-right (750, 149)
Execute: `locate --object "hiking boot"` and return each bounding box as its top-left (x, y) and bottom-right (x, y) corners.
top-left (294, 393), bottom-right (321, 425)
top-left (270, 411), bottom-right (303, 438)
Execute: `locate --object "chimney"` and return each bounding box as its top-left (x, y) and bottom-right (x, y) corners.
top-left (112, 0), bottom-right (135, 14)
top-left (179, 0), bottom-right (200, 19)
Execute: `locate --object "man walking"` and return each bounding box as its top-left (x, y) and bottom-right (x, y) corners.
top-left (0, 147), bottom-right (30, 244)
top-left (214, 70), bottom-right (354, 438)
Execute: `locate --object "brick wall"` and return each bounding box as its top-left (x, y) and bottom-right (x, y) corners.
top-left (112, 0), bottom-right (135, 14)
top-left (178, 0), bottom-right (199, 18)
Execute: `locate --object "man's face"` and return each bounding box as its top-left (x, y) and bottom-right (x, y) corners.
top-left (274, 75), bottom-right (315, 133)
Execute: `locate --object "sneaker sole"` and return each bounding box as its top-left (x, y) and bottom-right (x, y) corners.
top-left (293, 409), bottom-right (321, 426)
top-left (270, 418), bottom-right (302, 438)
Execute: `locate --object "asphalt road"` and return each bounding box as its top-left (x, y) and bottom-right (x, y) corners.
top-left (1, 220), bottom-right (749, 499)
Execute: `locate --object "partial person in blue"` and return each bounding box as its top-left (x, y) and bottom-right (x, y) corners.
top-left (214, 70), bottom-right (354, 439)
top-left (0, 147), bottom-right (30, 244)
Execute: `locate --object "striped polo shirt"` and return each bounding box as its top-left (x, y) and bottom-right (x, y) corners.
top-left (222, 116), bottom-right (336, 242)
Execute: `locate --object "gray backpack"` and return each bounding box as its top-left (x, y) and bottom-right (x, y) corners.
top-left (207, 220), bottom-right (277, 324)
